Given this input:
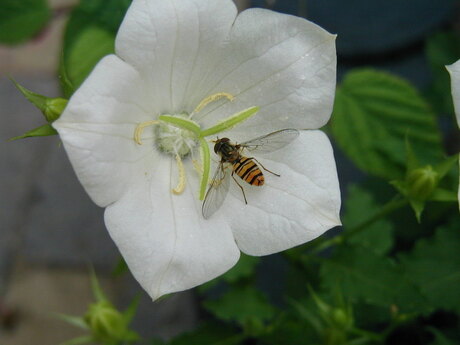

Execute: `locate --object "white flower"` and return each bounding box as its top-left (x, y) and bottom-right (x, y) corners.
top-left (53, 0), bottom-right (341, 300)
top-left (447, 59), bottom-right (460, 209)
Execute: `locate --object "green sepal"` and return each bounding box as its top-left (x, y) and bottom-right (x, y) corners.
top-left (11, 79), bottom-right (68, 122)
top-left (123, 295), bottom-right (140, 324)
top-left (9, 123), bottom-right (57, 141)
top-left (433, 154), bottom-right (458, 180)
top-left (409, 198), bottom-right (425, 223)
top-left (90, 268), bottom-right (108, 302)
top-left (53, 313), bottom-right (89, 330)
top-left (429, 188), bottom-right (458, 202)
top-left (405, 137), bottom-right (419, 172)
top-left (390, 180), bottom-right (426, 222)
top-left (58, 335), bottom-right (94, 345)
top-left (200, 106), bottom-right (260, 137)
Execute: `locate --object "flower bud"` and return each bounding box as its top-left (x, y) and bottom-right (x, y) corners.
top-left (12, 79), bottom-right (67, 123)
top-left (84, 300), bottom-right (127, 342)
top-left (243, 316), bottom-right (265, 337)
top-left (406, 165), bottom-right (438, 200)
top-left (331, 308), bottom-right (353, 330)
top-left (44, 98), bottom-right (68, 122)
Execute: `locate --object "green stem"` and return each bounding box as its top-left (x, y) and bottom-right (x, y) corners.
top-left (309, 195), bottom-right (409, 254)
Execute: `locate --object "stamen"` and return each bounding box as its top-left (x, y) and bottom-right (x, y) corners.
top-left (134, 120), bottom-right (159, 145)
top-left (193, 159), bottom-right (203, 175)
top-left (193, 92), bottom-right (234, 114)
top-left (172, 154), bottom-right (186, 195)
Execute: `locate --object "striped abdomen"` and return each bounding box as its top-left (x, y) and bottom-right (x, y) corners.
top-left (233, 156), bottom-right (264, 186)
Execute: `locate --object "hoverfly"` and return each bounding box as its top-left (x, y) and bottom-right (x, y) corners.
top-left (202, 129), bottom-right (299, 219)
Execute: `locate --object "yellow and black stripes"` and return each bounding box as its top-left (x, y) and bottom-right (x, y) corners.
top-left (233, 157), bottom-right (264, 186)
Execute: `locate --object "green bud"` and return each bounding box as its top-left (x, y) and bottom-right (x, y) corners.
top-left (11, 78), bottom-right (67, 123)
top-left (84, 300), bottom-right (127, 342)
top-left (43, 97), bottom-right (68, 122)
top-left (406, 165), bottom-right (439, 200)
top-left (331, 308), bottom-right (353, 330)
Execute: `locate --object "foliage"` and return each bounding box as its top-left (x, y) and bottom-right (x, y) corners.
top-left (60, 0), bottom-right (131, 96)
top-left (331, 69), bottom-right (443, 180)
top-left (0, 0), bottom-right (50, 45)
top-left (10, 2), bottom-right (460, 345)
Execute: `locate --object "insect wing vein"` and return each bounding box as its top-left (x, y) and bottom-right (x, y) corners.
top-left (240, 129), bottom-right (299, 154)
top-left (202, 163), bottom-right (231, 219)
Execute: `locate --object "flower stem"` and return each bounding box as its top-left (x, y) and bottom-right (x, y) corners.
top-left (309, 195), bottom-right (409, 254)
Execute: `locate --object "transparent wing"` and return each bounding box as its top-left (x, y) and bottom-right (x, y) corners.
top-left (240, 129), bottom-right (299, 154)
top-left (202, 162), bottom-right (231, 219)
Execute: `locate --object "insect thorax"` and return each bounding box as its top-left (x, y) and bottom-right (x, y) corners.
top-left (215, 139), bottom-right (240, 162)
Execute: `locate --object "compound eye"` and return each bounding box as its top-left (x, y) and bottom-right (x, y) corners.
top-left (214, 142), bottom-right (221, 154)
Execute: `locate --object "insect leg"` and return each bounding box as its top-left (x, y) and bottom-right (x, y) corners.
top-left (249, 157), bottom-right (280, 177)
top-left (231, 171), bottom-right (248, 204)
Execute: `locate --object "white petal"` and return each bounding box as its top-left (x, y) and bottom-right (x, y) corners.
top-left (222, 130), bottom-right (341, 256)
top-left (115, 0), bottom-right (237, 114)
top-left (104, 155), bottom-right (240, 300)
top-left (195, 8), bottom-right (336, 140)
top-left (447, 60), bottom-right (460, 128)
top-left (53, 55), bottom-right (154, 207)
top-left (446, 60), bottom-right (460, 210)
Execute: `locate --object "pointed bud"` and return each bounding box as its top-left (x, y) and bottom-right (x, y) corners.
top-left (331, 308), bottom-right (353, 330)
top-left (84, 300), bottom-right (128, 343)
top-left (406, 165), bottom-right (439, 200)
top-left (11, 79), bottom-right (67, 122)
top-left (43, 97), bottom-right (68, 122)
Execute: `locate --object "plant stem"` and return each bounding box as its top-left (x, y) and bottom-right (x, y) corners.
top-left (309, 195), bottom-right (409, 254)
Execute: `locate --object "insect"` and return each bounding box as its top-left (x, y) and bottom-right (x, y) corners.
top-left (202, 129), bottom-right (299, 219)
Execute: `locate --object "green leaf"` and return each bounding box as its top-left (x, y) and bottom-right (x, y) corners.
top-left (204, 286), bottom-right (276, 325)
top-left (425, 31), bottom-right (460, 116)
top-left (343, 185), bottom-right (393, 254)
top-left (61, 0), bottom-right (131, 93)
top-left (331, 69), bottom-right (443, 180)
top-left (222, 254), bottom-right (260, 283)
top-left (0, 0), bottom-right (50, 45)
top-left (9, 123), bottom-right (57, 141)
top-left (199, 255), bottom-right (259, 293)
top-left (64, 26), bottom-right (115, 90)
top-left (168, 322), bottom-right (244, 345)
top-left (260, 315), bottom-right (320, 345)
top-left (59, 52), bottom-right (76, 99)
top-left (320, 245), bottom-right (427, 314)
top-left (429, 328), bottom-right (456, 345)
top-left (400, 219), bottom-right (460, 313)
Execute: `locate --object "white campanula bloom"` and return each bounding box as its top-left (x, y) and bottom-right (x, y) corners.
top-left (53, 0), bottom-right (341, 300)
top-left (447, 60), bottom-right (460, 209)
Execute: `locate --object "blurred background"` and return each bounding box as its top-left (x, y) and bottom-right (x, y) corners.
top-left (1, 0), bottom-right (459, 344)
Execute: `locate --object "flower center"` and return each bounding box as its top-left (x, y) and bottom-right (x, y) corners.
top-left (155, 113), bottom-right (198, 157)
top-left (132, 92), bottom-right (261, 199)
